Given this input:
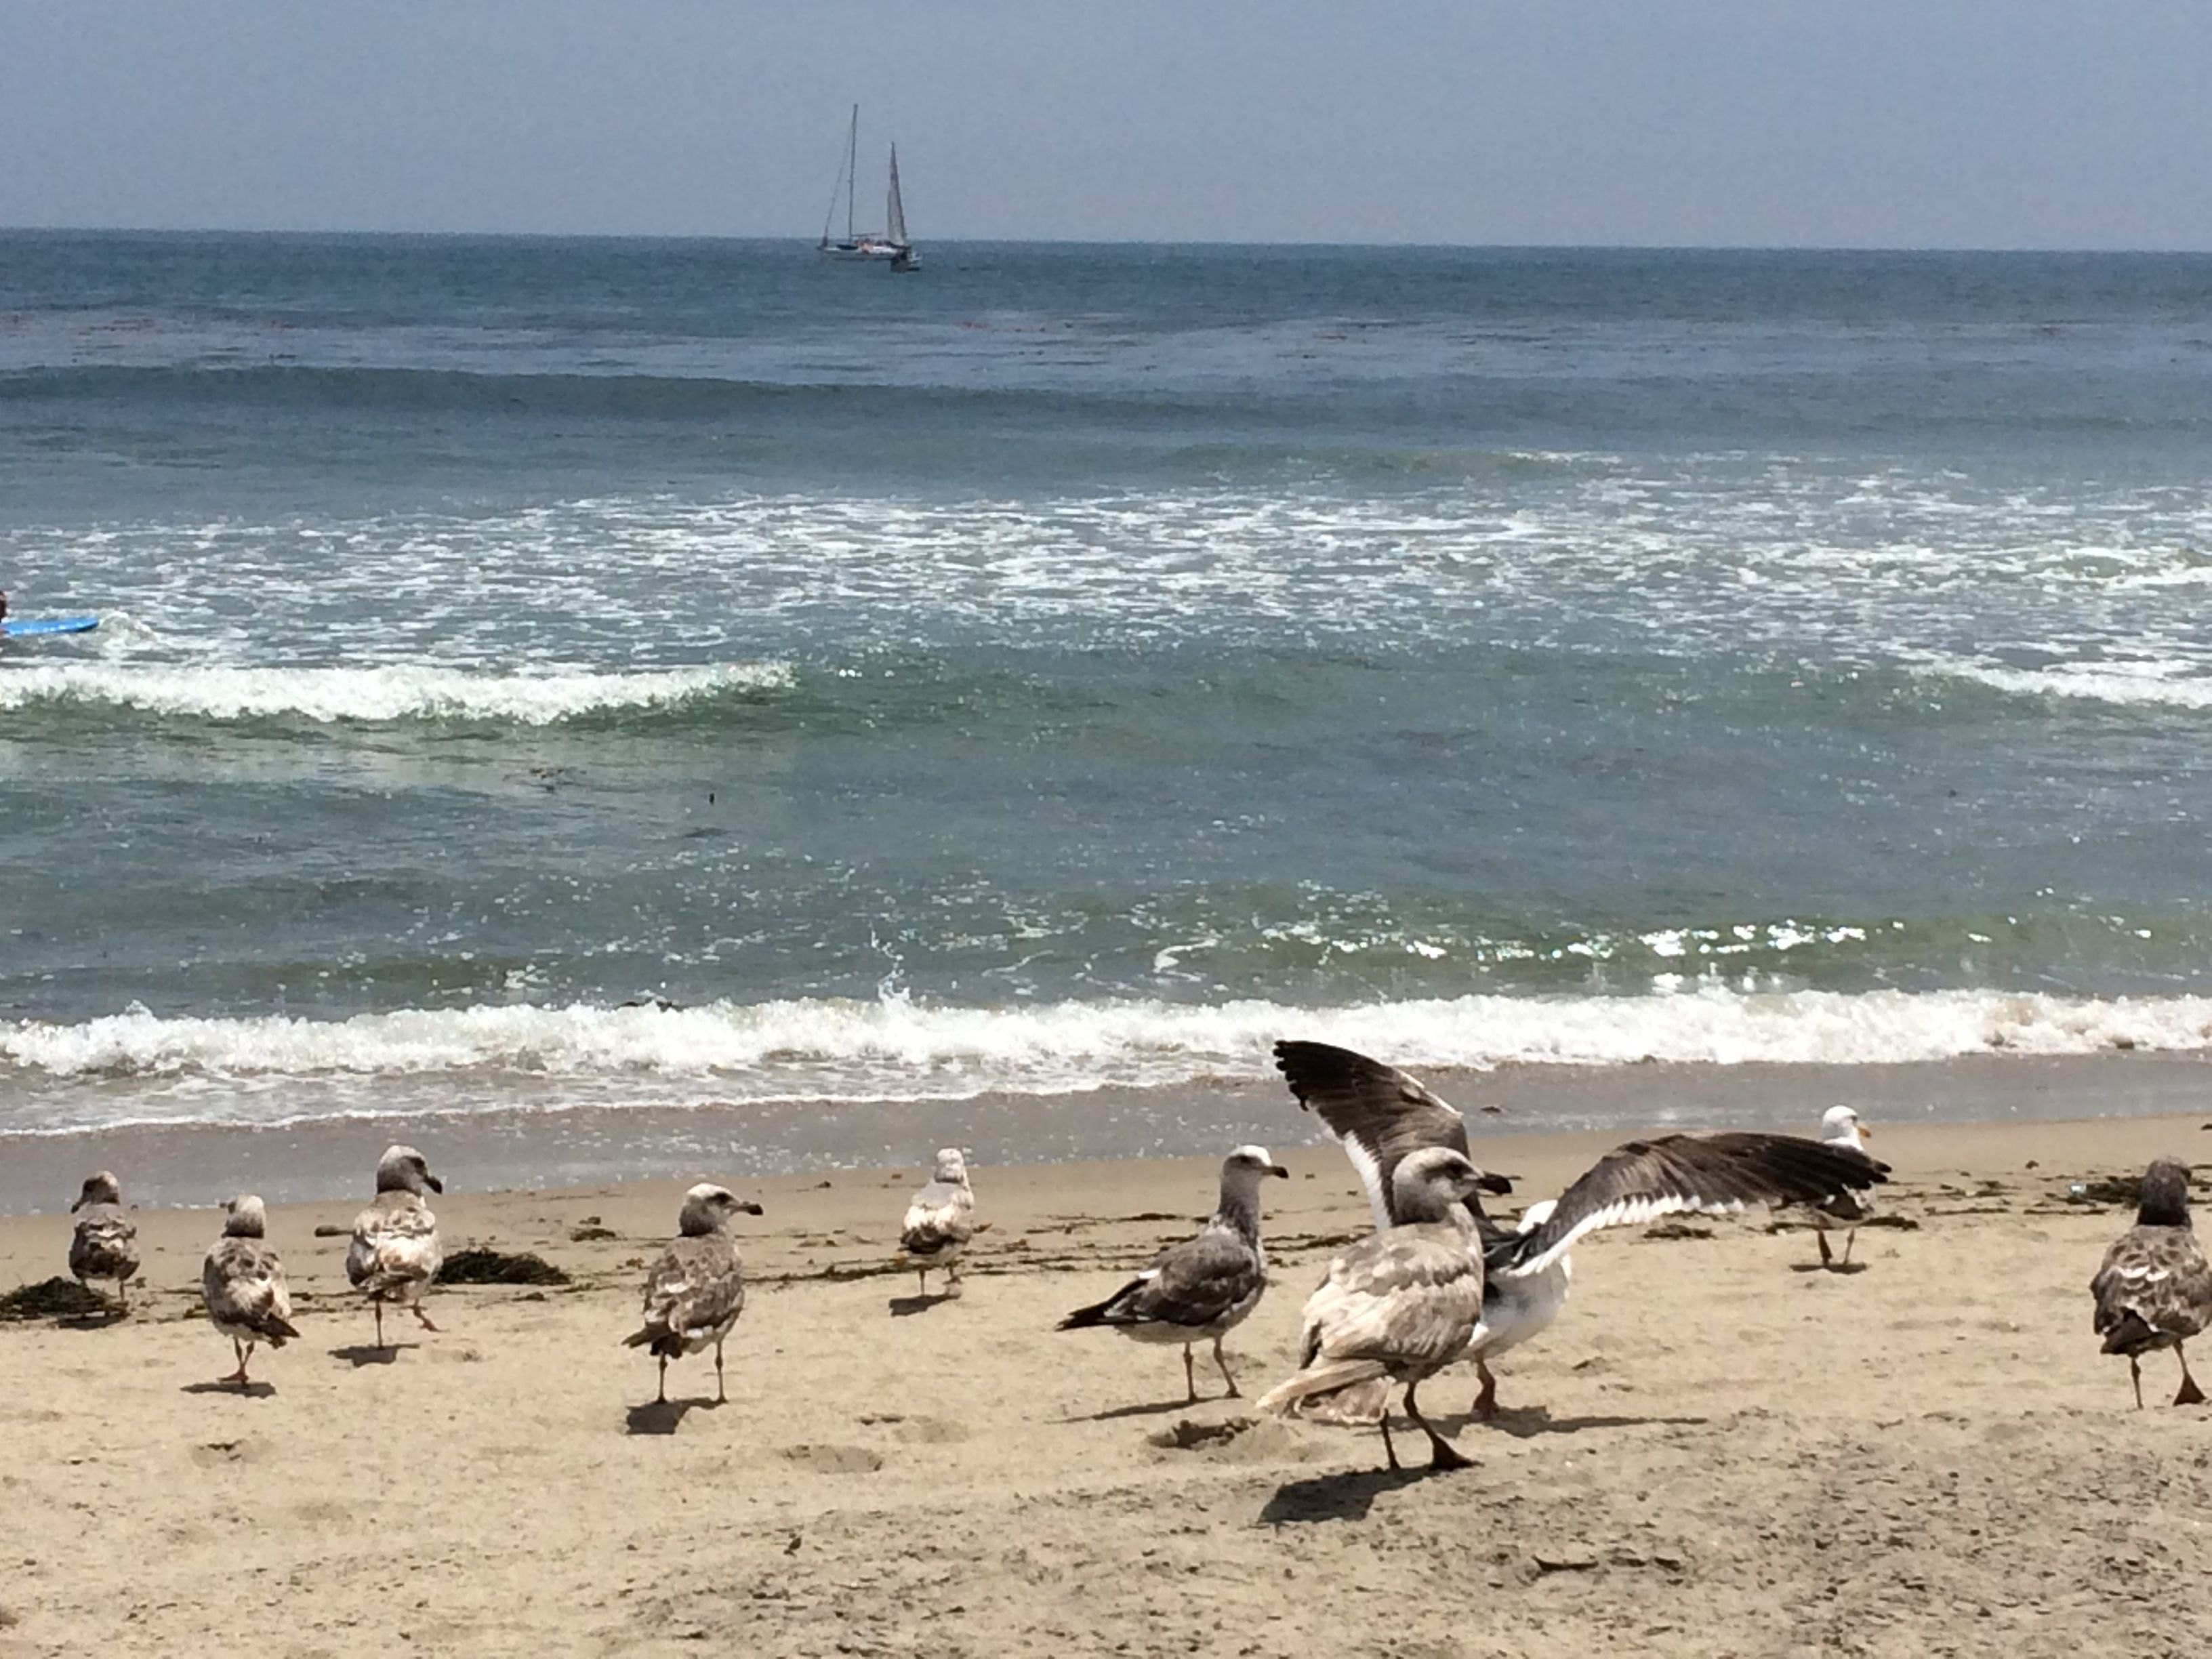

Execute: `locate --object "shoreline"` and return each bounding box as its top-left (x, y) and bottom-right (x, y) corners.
top-left (2, 1049), bottom-right (2207, 1217)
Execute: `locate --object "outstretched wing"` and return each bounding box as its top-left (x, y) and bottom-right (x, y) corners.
top-left (1275, 1040), bottom-right (1473, 1229)
top-left (1498, 1132), bottom-right (1891, 1278)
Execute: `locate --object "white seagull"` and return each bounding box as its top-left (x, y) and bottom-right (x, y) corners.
top-left (346, 1145), bottom-right (445, 1350)
top-left (899, 1148), bottom-right (977, 1298)
top-left (1057, 1145), bottom-right (1288, 1403)
top-left (1801, 1105), bottom-right (1877, 1269)
top-left (625, 1183), bottom-right (762, 1406)
top-left (201, 1195), bottom-right (300, 1387)
top-left (1275, 1040), bottom-right (1890, 1421)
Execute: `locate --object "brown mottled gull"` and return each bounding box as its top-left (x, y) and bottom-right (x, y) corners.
top-left (201, 1195), bottom-right (300, 1387)
top-left (2092, 1156), bottom-right (2212, 1408)
top-left (345, 1144), bottom-right (444, 1350)
top-left (1258, 1146), bottom-right (1493, 1472)
top-left (899, 1148), bottom-right (977, 1298)
top-left (1057, 1145), bottom-right (1288, 1403)
top-left (624, 1183), bottom-right (763, 1404)
top-left (68, 1170), bottom-right (140, 1312)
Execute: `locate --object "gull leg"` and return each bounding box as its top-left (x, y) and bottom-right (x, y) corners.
top-left (220, 1336), bottom-right (251, 1386)
top-left (1378, 1410), bottom-right (1401, 1472)
top-left (917, 1267), bottom-right (929, 1296)
top-left (946, 1259), bottom-right (962, 1300)
top-left (1182, 1344), bottom-right (1199, 1404)
top-left (1212, 1334), bottom-right (1239, 1398)
top-left (1404, 1379), bottom-right (1474, 1472)
top-left (1471, 1358), bottom-right (1499, 1422)
top-left (2129, 1353), bottom-right (2144, 1410)
top-left (2175, 1341), bottom-right (2206, 1408)
top-left (116, 1277), bottom-right (130, 1315)
top-left (657, 1354), bottom-right (669, 1406)
top-left (715, 1337), bottom-right (727, 1405)
top-left (411, 1299), bottom-right (441, 1334)
top-left (373, 1299), bottom-right (386, 1351)
top-left (1841, 1229), bottom-right (1858, 1267)
top-left (1816, 1231), bottom-right (1835, 1270)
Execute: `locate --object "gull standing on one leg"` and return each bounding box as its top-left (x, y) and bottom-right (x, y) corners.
top-left (2092, 1157), bottom-right (2212, 1409)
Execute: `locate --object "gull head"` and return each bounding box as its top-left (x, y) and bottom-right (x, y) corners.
top-left (220, 1195), bottom-right (269, 1239)
top-left (1819, 1105), bottom-right (1871, 1149)
top-left (1391, 1147), bottom-right (1491, 1223)
top-left (931, 1148), bottom-right (970, 1185)
top-left (374, 1145), bottom-right (443, 1197)
top-left (679, 1183), bottom-right (764, 1236)
top-left (71, 1170), bottom-right (122, 1212)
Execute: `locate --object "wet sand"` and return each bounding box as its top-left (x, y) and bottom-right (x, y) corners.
top-left (5, 1103), bottom-right (2212, 1657)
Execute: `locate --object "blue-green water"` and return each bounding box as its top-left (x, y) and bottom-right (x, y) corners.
top-left (5, 234), bottom-right (2212, 1136)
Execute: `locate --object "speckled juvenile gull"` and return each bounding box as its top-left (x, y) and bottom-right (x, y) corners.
top-left (68, 1170), bottom-right (140, 1313)
top-left (624, 1183), bottom-right (762, 1405)
top-left (345, 1145), bottom-right (444, 1351)
top-left (1258, 1147), bottom-right (1493, 1472)
top-left (2092, 1156), bottom-right (2212, 1409)
top-left (1057, 1145), bottom-right (1288, 1403)
top-left (899, 1148), bottom-right (977, 1298)
top-left (1275, 1038), bottom-right (1890, 1421)
top-left (1801, 1105), bottom-right (1878, 1269)
top-left (201, 1195), bottom-right (300, 1387)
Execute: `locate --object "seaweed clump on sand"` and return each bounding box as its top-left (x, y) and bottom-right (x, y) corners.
top-left (0, 1277), bottom-right (112, 1320)
top-left (435, 1248), bottom-right (570, 1287)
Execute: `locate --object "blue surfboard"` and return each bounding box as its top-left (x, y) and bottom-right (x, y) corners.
top-left (0, 615), bottom-right (99, 638)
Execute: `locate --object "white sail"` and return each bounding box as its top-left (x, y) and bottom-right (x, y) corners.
top-left (886, 145), bottom-right (909, 249)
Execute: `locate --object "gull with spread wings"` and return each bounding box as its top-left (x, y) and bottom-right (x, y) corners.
top-left (1274, 1039), bottom-right (1890, 1422)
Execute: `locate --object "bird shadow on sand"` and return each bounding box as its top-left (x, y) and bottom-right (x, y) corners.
top-left (1789, 1261), bottom-right (1870, 1276)
top-left (329, 1343), bottom-right (413, 1367)
top-left (54, 1311), bottom-right (131, 1331)
top-left (1065, 1396), bottom-right (1227, 1424)
top-left (887, 1292), bottom-right (958, 1317)
top-left (1258, 1466), bottom-right (1433, 1524)
top-left (180, 1380), bottom-right (276, 1399)
top-left (1473, 1405), bottom-right (1709, 1440)
top-left (626, 1398), bottom-right (720, 1435)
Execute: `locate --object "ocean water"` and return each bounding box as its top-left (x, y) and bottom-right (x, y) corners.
top-left (5, 234), bottom-right (2212, 1148)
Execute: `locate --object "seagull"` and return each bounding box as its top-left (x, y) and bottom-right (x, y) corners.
top-left (624, 1183), bottom-right (762, 1406)
top-left (1275, 1039), bottom-right (1891, 1421)
top-left (1057, 1145), bottom-right (1288, 1403)
top-left (899, 1149), bottom-right (977, 1298)
top-left (68, 1171), bottom-right (140, 1313)
top-left (1258, 1146), bottom-right (1494, 1472)
top-left (201, 1196), bottom-right (300, 1387)
top-left (346, 1145), bottom-right (444, 1350)
top-left (2091, 1156), bottom-right (2212, 1409)
top-left (1801, 1105), bottom-right (1877, 1269)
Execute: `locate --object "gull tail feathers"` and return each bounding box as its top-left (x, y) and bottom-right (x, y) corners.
top-left (1257, 1357), bottom-right (1391, 1418)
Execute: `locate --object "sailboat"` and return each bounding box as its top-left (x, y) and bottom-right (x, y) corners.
top-left (817, 104), bottom-right (919, 271)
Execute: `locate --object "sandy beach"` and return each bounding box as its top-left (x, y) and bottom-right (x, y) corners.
top-left (6, 1101), bottom-right (2212, 1658)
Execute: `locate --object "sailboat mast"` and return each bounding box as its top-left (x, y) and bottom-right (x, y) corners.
top-left (845, 104), bottom-right (859, 243)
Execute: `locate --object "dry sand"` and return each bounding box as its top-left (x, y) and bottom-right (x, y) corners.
top-left (5, 1111), bottom-right (2212, 1657)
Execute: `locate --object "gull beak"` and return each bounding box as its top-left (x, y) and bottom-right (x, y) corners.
top-left (1269, 1164), bottom-right (1290, 1179)
top-left (1476, 1171), bottom-right (1516, 1195)
top-left (69, 1194), bottom-right (87, 1212)
top-left (425, 1174), bottom-right (445, 1194)
top-left (741, 1201), bottom-right (765, 1216)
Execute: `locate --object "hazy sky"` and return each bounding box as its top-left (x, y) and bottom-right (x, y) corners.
top-left (4, 1), bottom-right (2209, 247)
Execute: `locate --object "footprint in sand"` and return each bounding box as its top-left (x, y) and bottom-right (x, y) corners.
top-left (780, 1443), bottom-right (885, 1474)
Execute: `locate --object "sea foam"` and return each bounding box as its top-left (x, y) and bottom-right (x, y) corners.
top-left (6, 986), bottom-right (2206, 1105)
top-left (0, 661), bottom-right (792, 724)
